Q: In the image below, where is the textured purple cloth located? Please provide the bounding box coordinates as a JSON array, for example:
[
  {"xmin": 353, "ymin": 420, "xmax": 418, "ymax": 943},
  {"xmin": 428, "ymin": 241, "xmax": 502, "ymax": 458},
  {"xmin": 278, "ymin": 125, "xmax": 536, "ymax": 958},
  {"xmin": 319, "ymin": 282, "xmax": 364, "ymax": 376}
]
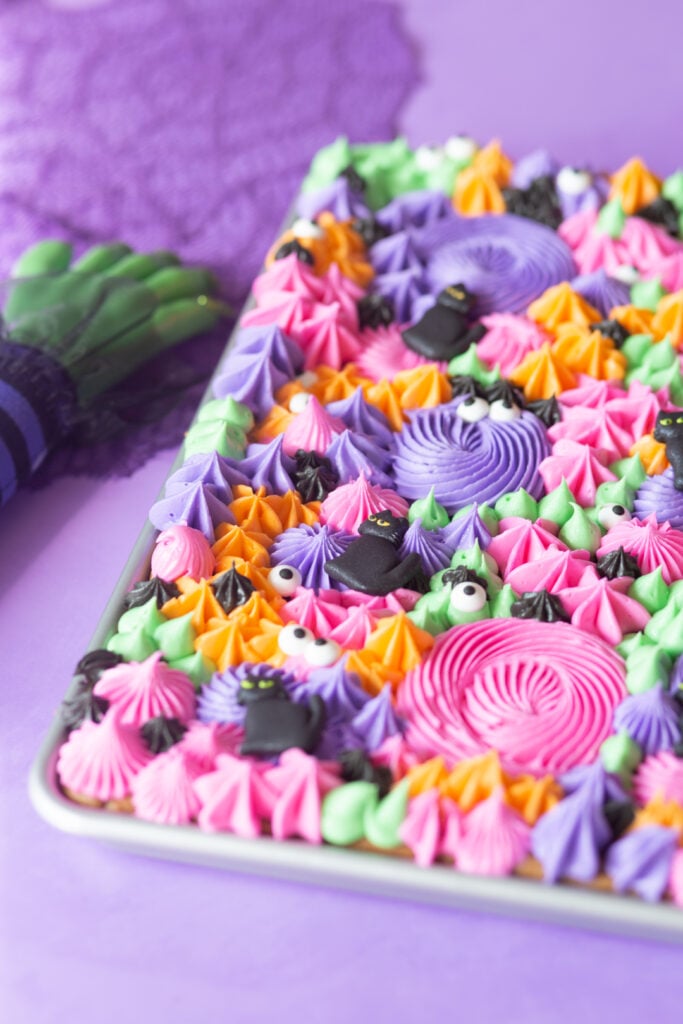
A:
[{"xmin": 0, "ymin": 0, "xmax": 416, "ymax": 484}]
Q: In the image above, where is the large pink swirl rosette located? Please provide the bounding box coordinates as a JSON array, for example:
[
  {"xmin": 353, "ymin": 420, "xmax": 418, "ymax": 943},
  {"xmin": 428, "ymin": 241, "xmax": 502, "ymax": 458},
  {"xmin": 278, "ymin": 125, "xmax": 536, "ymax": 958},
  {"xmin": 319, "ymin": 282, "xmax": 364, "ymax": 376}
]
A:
[{"xmin": 397, "ymin": 619, "xmax": 627, "ymax": 776}]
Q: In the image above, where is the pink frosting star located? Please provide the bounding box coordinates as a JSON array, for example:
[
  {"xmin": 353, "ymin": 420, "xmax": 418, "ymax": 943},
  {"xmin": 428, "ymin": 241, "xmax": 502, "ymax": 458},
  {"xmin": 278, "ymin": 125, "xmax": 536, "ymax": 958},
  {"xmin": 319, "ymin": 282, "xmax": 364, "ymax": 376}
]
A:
[
  {"xmin": 487, "ymin": 516, "xmax": 566, "ymax": 577},
  {"xmin": 506, "ymin": 548, "xmax": 596, "ymax": 595},
  {"xmin": 597, "ymin": 513, "xmax": 683, "ymax": 584},
  {"xmin": 194, "ymin": 754, "xmax": 276, "ymax": 837},
  {"xmin": 539, "ymin": 439, "xmax": 616, "ymax": 506},
  {"xmin": 264, "ymin": 749, "xmax": 340, "ymax": 844},
  {"xmin": 455, "ymin": 788, "xmax": 531, "ymax": 877}
]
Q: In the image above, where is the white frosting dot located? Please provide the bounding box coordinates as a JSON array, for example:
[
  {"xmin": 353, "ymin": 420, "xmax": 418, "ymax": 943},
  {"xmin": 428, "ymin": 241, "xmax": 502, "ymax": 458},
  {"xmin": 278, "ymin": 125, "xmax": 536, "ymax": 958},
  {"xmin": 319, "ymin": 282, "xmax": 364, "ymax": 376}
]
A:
[
  {"xmin": 291, "ymin": 218, "xmax": 325, "ymax": 240},
  {"xmin": 444, "ymin": 135, "xmax": 478, "ymax": 163},
  {"xmin": 556, "ymin": 166, "xmax": 592, "ymax": 196}
]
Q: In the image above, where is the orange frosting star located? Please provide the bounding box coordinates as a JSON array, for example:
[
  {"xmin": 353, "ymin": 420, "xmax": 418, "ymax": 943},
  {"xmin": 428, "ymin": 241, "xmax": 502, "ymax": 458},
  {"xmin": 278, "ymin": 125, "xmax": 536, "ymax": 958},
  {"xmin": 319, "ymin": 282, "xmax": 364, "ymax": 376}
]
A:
[
  {"xmin": 551, "ymin": 324, "xmax": 627, "ymax": 380},
  {"xmin": 266, "ymin": 490, "xmax": 320, "ymax": 531},
  {"xmin": 439, "ymin": 750, "xmax": 509, "ymax": 811},
  {"xmin": 406, "ymin": 756, "xmax": 449, "ymax": 796},
  {"xmin": 506, "ymin": 773, "xmax": 563, "ymax": 826},
  {"xmin": 609, "ymin": 304, "xmax": 654, "ymax": 337},
  {"xmin": 471, "ymin": 139, "xmax": 513, "ymax": 186},
  {"xmin": 453, "ymin": 167, "xmax": 506, "ymax": 216},
  {"xmin": 651, "ymin": 290, "xmax": 683, "ymax": 347},
  {"xmin": 508, "ymin": 342, "xmax": 577, "ymax": 400},
  {"xmin": 391, "ymin": 364, "xmax": 453, "ymax": 410},
  {"xmin": 251, "ymin": 404, "xmax": 294, "ymax": 443},
  {"xmin": 162, "ymin": 578, "xmax": 227, "ymax": 633},
  {"xmin": 195, "ymin": 616, "xmax": 258, "ymax": 670},
  {"xmin": 629, "ymin": 433, "xmax": 670, "ymax": 475},
  {"xmin": 633, "ymin": 795, "xmax": 683, "ymax": 839},
  {"xmin": 307, "ymin": 364, "xmax": 371, "ymax": 403},
  {"xmin": 317, "ymin": 212, "xmax": 374, "ymax": 287},
  {"xmin": 212, "ymin": 523, "xmax": 271, "ymax": 570},
  {"xmin": 229, "ymin": 485, "xmax": 284, "ymax": 539},
  {"xmin": 361, "ymin": 379, "xmax": 405, "ymax": 430},
  {"xmin": 609, "ymin": 156, "xmax": 661, "ymax": 215},
  {"xmin": 527, "ymin": 282, "xmax": 601, "ymax": 332},
  {"xmin": 346, "ymin": 613, "xmax": 434, "ymax": 696}
]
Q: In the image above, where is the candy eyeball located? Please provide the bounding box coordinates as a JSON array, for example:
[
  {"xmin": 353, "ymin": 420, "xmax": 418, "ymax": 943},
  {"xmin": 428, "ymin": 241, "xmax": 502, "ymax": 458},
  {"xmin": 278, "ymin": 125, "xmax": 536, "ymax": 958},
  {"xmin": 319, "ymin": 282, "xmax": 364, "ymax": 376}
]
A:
[
  {"xmin": 303, "ymin": 637, "xmax": 341, "ymax": 667},
  {"xmin": 278, "ymin": 623, "xmax": 314, "ymax": 656},
  {"xmin": 289, "ymin": 391, "xmax": 313, "ymax": 414},
  {"xmin": 449, "ymin": 580, "xmax": 488, "ymax": 613},
  {"xmin": 598, "ymin": 503, "xmax": 632, "ymax": 529},
  {"xmin": 268, "ymin": 564, "xmax": 302, "ymax": 596},
  {"xmin": 556, "ymin": 166, "xmax": 592, "ymax": 196},
  {"xmin": 456, "ymin": 396, "xmax": 490, "ymax": 423},
  {"xmin": 612, "ymin": 264, "xmax": 639, "ymax": 285},
  {"xmin": 415, "ymin": 145, "xmax": 444, "ymax": 171},
  {"xmin": 489, "ymin": 399, "xmax": 522, "ymax": 422},
  {"xmin": 290, "ymin": 217, "xmax": 325, "ymax": 240},
  {"xmin": 444, "ymin": 135, "xmax": 478, "ymax": 164}
]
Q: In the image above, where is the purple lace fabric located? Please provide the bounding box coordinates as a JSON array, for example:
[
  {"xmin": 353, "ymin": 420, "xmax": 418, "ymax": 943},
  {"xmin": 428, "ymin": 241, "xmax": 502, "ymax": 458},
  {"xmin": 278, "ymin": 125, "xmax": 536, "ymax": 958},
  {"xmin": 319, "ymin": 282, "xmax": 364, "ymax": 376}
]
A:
[{"xmin": 0, "ymin": 0, "xmax": 418, "ymax": 483}]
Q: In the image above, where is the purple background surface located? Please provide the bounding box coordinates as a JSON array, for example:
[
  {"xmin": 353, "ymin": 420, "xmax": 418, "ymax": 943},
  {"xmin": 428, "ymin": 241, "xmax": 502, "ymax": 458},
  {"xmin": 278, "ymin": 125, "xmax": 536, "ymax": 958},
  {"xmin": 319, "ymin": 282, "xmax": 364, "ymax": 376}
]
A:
[{"xmin": 2, "ymin": 1, "xmax": 683, "ymax": 1021}]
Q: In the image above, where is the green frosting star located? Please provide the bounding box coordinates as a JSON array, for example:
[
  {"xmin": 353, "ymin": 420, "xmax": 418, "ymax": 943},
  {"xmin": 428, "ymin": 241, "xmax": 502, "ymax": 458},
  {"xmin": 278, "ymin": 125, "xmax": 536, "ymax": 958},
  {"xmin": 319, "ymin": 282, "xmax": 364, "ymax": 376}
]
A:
[
  {"xmin": 302, "ymin": 136, "xmax": 354, "ymax": 192},
  {"xmin": 321, "ymin": 781, "xmax": 380, "ymax": 846},
  {"xmin": 169, "ymin": 651, "xmax": 215, "ymax": 690},
  {"xmin": 558, "ymin": 503, "xmax": 602, "ymax": 553},
  {"xmin": 363, "ymin": 779, "xmax": 410, "ymax": 849},
  {"xmin": 594, "ymin": 477, "xmax": 636, "ymax": 513},
  {"xmin": 621, "ymin": 333, "xmax": 654, "ymax": 369},
  {"xmin": 630, "ymin": 277, "xmax": 666, "ymax": 312},
  {"xmin": 662, "ymin": 169, "xmax": 683, "ymax": 213},
  {"xmin": 625, "ymin": 338, "xmax": 683, "ymax": 405},
  {"xmin": 198, "ymin": 396, "xmax": 254, "ymax": 432},
  {"xmin": 154, "ymin": 612, "xmax": 197, "ymax": 662},
  {"xmin": 628, "ymin": 568, "xmax": 670, "ymax": 615},
  {"xmin": 408, "ymin": 589, "xmax": 454, "ymax": 636},
  {"xmin": 645, "ymin": 589, "xmax": 683, "ymax": 657},
  {"xmin": 537, "ymin": 479, "xmax": 575, "ymax": 528},
  {"xmin": 489, "ymin": 583, "xmax": 517, "ymax": 619},
  {"xmin": 106, "ymin": 626, "xmax": 157, "ymax": 662},
  {"xmin": 624, "ymin": 637, "xmax": 672, "ymax": 694},
  {"xmin": 600, "ymin": 732, "xmax": 642, "ymax": 786},
  {"xmin": 596, "ymin": 197, "xmax": 626, "ymax": 239},
  {"xmin": 117, "ymin": 597, "xmax": 165, "ymax": 637},
  {"xmin": 444, "ymin": 542, "xmax": 502, "ymax": 594},
  {"xmin": 447, "ymin": 344, "xmax": 500, "ymax": 385},
  {"xmin": 408, "ymin": 487, "xmax": 450, "ymax": 530},
  {"xmin": 609, "ymin": 454, "xmax": 647, "ymax": 491},
  {"xmin": 184, "ymin": 419, "xmax": 246, "ymax": 460},
  {"xmin": 494, "ymin": 488, "xmax": 539, "ymax": 522}
]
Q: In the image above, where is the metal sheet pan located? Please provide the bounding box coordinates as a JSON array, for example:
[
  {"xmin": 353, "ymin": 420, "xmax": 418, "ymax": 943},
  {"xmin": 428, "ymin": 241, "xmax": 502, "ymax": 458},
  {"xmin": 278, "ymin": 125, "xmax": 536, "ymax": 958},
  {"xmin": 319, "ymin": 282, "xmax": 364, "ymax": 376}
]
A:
[{"xmin": 29, "ymin": 225, "xmax": 683, "ymax": 945}]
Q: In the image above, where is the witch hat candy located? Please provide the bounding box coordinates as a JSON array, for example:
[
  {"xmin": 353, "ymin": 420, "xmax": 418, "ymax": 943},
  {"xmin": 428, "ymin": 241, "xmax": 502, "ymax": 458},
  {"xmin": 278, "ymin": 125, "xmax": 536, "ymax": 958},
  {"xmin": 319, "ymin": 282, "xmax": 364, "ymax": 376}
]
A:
[{"xmin": 0, "ymin": 239, "xmax": 229, "ymax": 507}]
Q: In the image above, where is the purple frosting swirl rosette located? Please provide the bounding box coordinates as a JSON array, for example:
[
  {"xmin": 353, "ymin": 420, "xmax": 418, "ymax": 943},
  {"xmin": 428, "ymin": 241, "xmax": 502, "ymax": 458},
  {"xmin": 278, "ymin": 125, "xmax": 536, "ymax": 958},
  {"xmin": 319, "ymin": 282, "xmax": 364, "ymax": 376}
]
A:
[
  {"xmin": 409, "ymin": 213, "xmax": 576, "ymax": 317},
  {"xmin": 390, "ymin": 399, "xmax": 550, "ymax": 512},
  {"xmin": 634, "ymin": 469, "xmax": 683, "ymax": 530}
]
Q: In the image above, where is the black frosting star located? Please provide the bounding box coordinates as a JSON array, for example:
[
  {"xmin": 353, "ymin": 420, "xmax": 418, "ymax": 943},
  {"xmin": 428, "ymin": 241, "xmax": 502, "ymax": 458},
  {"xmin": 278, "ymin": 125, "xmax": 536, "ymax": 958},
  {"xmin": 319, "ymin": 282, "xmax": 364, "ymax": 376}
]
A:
[
  {"xmin": 358, "ymin": 293, "xmax": 395, "ymax": 330},
  {"xmin": 293, "ymin": 449, "xmax": 339, "ymax": 503},
  {"xmin": 339, "ymin": 749, "xmax": 392, "ymax": 798},
  {"xmin": 123, "ymin": 577, "xmax": 180, "ymax": 610},
  {"xmin": 635, "ymin": 196, "xmax": 681, "ymax": 237},
  {"xmin": 441, "ymin": 565, "xmax": 488, "ymax": 594},
  {"xmin": 502, "ymin": 175, "xmax": 563, "ymax": 230},
  {"xmin": 61, "ymin": 684, "xmax": 110, "ymax": 732},
  {"xmin": 603, "ymin": 799, "xmax": 636, "ymax": 840},
  {"xmin": 351, "ymin": 215, "xmax": 390, "ymax": 248},
  {"xmin": 274, "ymin": 238, "xmax": 315, "ymax": 265},
  {"xmin": 211, "ymin": 565, "xmax": 255, "ymax": 614},
  {"xmin": 448, "ymin": 374, "xmax": 486, "ymax": 400},
  {"xmin": 511, "ymin": 589, "xmax": 569, "ymax": 623},
  {"xmin": 74, "ymin": 648, "xmax": 123, "ymax": 685},
  {"xmin": 141, "ymin": 715, "xmax": 188, "ymax": 754},
  {"xmin": 590, "ymin": 319, "xmax": 630, "ymax": 348},
  {"xmin": 527, "ymin": 395, "xmax": 562, "ymax": 427},
  {"xmin": 484, "ymin": 379, "xmax": 525, "ymax": 409},
  {"xmin": 596, "ymin": 546, "xmax": 641, "ymax": 580}
]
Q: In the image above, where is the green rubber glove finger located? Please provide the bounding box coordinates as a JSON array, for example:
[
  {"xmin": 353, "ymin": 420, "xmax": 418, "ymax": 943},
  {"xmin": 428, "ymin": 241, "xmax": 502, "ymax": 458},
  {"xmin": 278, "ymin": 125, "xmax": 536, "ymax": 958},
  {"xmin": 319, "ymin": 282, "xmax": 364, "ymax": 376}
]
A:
[
  {"xmin": 105, "ymin": 250, "xmax": 181, "ymax": 281},
  {"xmin": 72, "ymin": 243, "xmax": 132, "ymax": 274},
  {"xmin": 144, "ymin": 266, "xmax": 218, "ymax": 304},
  {"xmin": 151, "ymin": 297, "xmax": 220, "ymax": 346},
  {"xmin": 11, "ymin": 240, "xmax": 73, "ymax": 278},
  {"xmin": 5, "ymin": 274, "xmax": 109, "ymax": 347},
  {"xmin": 66, "ymin": 280, "xmax": 159, "ymax": 365},
  {"xmin": 76, "ymin": 298, "xmax": 221, "ymax": 403}
]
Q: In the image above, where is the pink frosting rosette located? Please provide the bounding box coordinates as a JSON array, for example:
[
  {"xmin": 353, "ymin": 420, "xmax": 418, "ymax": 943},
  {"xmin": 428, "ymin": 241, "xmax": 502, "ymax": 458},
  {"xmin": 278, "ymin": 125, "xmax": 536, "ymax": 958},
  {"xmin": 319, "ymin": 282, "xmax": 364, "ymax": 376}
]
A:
[
  {"xmin": 319, "ymin": 473, "xmax": 409, "ymax": 533},
  {"xmin": 397, "ymin": 618, "xmax": 627, "ymax": 776},
  {"xmin": 354, "ymin": 324, "xmax": 445, "ymax": 382},
  {"xmin": 57, "ymin": 709, "xmax": 153, "ymax": 802},
  {"xmin": 93, "ymin": 652, "xmax": 196, "ymax": 727},
  {"xmin": 282, "ymin": 396, "xmax": 345, "ymax": 456},
  {"xmin": 477, "ymin": 313, "xmax": 550, "ymax": 378},
  {"xmin": 597, "ymin": 513, "xmax": 683, "ymax": 584},
  {"xmin": 634, "ymin": 751, "xmax": 683, "ymax": 806},
  {"xmin": 150, "ymin": 524, "xmax": 216, "ymax": 582},
  {"xmin": 132, "ymin": 747, "xmax": 204, "ymax": 825}
]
